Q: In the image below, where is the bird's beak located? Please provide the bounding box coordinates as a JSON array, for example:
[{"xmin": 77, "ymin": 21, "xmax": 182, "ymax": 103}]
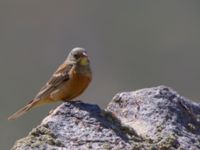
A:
[{"xmin": 81, "ymin": 52, "xmax": 88, "ymax": 57}]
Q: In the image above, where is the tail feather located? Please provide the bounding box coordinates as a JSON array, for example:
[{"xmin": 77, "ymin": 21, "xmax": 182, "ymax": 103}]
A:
[{"xmin": 8, "ymin": 100, "xmax": 38, "ymax": 120}]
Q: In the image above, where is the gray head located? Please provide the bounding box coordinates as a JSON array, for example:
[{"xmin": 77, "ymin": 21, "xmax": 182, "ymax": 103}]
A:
[{"xmin": 66, "ymin": 47, "xmax": 89, "ymax": 66}]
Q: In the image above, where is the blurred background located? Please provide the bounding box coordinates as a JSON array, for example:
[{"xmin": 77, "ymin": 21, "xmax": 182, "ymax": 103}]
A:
[{"xmin": 1, "ymin": 1, "xmax": 200, "ymax": 149}]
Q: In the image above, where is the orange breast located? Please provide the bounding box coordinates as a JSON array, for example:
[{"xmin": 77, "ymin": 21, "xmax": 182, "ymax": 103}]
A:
[
  {"xmin": 50, "ymin": 70, "xmax": 91, "ymax": 101},
  {"xmin": 66, "ymin": 72, "xmax": 91, "ymax": 100}
]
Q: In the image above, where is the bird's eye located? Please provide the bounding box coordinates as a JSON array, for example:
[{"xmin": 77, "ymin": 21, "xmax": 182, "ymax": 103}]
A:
[{"xmin": 74, "ymin": 54, "xmax": 79, "ymax": 59}]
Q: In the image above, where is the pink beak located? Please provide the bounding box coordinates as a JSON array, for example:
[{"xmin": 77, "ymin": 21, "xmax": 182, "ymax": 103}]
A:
[{"xmin": 81, "ymin": 52, "xmax": 88, "ymax": 57}]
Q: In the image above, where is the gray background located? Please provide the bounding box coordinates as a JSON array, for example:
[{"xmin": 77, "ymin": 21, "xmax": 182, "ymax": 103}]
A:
[{"xmin": 1, "ymin": 1, "xmax": 200, "ymax": 149}]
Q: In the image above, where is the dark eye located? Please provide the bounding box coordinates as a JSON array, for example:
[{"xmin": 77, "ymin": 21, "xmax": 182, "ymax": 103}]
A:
[{"xmin": 74, "ymin": 54, "xmax": 79, "ymax": 59}]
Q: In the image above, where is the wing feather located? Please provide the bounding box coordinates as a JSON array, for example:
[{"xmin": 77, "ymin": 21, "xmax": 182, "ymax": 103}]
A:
[{"xmin": 35, "ymin": 63, "xmax": 73, "ymax": 99}]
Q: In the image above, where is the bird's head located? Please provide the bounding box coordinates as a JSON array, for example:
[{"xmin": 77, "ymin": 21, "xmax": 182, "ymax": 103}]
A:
[{"xmin": 66, "ymin": 47, "xmax": 90, "ymax": 66}]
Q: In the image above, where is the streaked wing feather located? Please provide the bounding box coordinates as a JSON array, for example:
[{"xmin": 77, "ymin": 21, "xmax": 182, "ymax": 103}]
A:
[{"xmin": 35, "ymin": 63, "xmax": 73, "ymax": 99}]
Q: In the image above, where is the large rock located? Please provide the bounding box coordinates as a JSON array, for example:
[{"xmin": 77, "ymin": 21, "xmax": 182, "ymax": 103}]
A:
[{"xmin": 11, "ymin": 86, "xmax": 200, "ymax": 150}]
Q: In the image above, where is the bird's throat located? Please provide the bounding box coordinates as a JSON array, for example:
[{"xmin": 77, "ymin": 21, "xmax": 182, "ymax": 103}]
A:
[{"xmin": 79, "ymin": 57, "xmax": 89, "ymax": 66}]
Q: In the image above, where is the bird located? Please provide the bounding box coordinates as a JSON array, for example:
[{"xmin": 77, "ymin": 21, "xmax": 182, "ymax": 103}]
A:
[{"xmin": 8, "ymin": 47, "xmax": 92, "ymax": 120}]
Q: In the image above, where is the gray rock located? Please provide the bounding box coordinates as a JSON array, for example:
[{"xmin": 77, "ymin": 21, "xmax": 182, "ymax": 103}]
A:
[
  {"xmin": 11, "ymin": 102, "xmax": 133, "ymax": 150},
  {"xmin": 107, "ymin": 86, "xmax": 200, "ymax": 149},
  {"xmin": 11, "ymin": 86, "xmax": 200, "ymax": 150}
]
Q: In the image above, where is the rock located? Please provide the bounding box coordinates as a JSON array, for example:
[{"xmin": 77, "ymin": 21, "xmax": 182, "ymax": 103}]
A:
[
  {"xmin": 107, "ymin": 86, "xmax": 200, "ymax": 149},
  {"xmin": 11, "ymin": 86, "xmax": 200, "ymax": 150},
  {"xmin": 11, "ymin": 102, "xmax": 133, "ymax": 150}
]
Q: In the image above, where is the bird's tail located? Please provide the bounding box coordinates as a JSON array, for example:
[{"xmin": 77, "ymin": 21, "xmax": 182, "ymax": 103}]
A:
[{"xmin": 8, "ymin": 100, "xmax": 39, "ymax": 120}]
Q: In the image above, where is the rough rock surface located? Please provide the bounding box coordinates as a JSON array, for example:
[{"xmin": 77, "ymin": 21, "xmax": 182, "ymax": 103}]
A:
[
  {"xmin": 12, "ymin": 86, "xmax": 200, "ymax": 150},
  {"xmin": 107, "ymin": 86, "xmax": 200, "ymax": 149}
]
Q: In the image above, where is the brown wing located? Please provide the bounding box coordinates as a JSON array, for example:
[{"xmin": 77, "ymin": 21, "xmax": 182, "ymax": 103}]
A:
[{"xmin": 35, "ymin": 63, "xmax": 73, "ymax": 99}]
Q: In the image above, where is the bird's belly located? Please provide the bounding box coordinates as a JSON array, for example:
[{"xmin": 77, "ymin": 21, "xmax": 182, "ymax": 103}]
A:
[{"xmin": 50, "ymin": 74, "xmax": 91, "ymax": 101}]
